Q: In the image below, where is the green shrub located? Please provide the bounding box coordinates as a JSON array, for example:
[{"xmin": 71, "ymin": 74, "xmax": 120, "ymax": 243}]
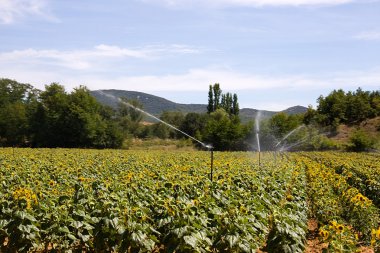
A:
[{"xmin": 348, "ymin": 129, "xmax": 375, "ymax": 152}]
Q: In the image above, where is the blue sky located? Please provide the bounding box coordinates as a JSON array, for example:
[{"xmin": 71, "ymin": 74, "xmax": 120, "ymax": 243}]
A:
[{"xmin": 1, "ymin": 0, "xmax": 379, "ymax": 110}]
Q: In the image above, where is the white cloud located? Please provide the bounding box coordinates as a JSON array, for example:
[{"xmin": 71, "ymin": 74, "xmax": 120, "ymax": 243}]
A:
[
  {"xmin": 0, "ymin": 0, "xmax": 57, "ymax": 24},
  {"xmin": 141, "ymin": 0, "xmax": 356, "ymax": 8},
  {"xmin": 0, "ymin": 45, "xmax": 379, "ymax": 110},
  {"xmin": 354, "ymin": 31, "xmax": 380, "ymax": 41},
  {"xmin": 0, "ymin": 44, "xmax": 200, "ymax": 70},
  {"xmin": 1, "ymin": 46, "xmax": 379, "ymax": 92}
]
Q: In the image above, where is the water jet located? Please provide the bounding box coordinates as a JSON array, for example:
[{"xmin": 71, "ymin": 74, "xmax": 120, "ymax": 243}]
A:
[{"xmin": 95, "ymin": 90, "xmax": 215, "ymax": 180}]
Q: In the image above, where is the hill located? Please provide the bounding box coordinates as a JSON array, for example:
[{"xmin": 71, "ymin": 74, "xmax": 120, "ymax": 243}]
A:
[
  {"xmin": 90, "ymin": 90, "xmax": 206, "ymax": 116},
  {"xmin": 90, "ymin": 89, "xmax": 307, "ymax": 121},
  {"xmin": 331, "ymin": 116, "xmax": 380, "ymax": 149}
]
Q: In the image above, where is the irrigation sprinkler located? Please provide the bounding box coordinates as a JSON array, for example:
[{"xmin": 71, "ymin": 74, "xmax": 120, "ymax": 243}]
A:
[
  {"xmin": 207, "ymin": 145, "xmax": 214, "ymax": 182},
  {"xmin": 96, "ymin": 90, "xmax": 215, "ymax": 181},
  {"xmin": 256, "ymin": 136, "xmax": 261, "ymax": 168},
  {"xmin": 255, "ymin": 129, "xmax": 261, "ymax": 168},
  {"xmin": 255, "ymin": 111, "xmax": 261, "ymax": 169},
  {"xmin": 275, "ymin": 125, "xmax": 305, "ymax": 149}
]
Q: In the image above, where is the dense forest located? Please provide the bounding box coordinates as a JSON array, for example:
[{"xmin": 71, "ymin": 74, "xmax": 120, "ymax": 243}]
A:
[{"xmin": 0, "ymin": 78, "xmax": 379, "ymax": 151}]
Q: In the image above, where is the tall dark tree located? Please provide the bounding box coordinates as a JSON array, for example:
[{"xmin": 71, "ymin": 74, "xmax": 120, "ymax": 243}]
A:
[
  {"xmin": 207, "ymin": 85, "xmax": 214, "ymax": 114},
  {"xmin": 232, "ymin": 93, "xmax": 239, "ymax": 116},
  {"xmin": 212, "ymin": 83, "xmax": 222, "ymax": 111},
  {"xmin": 0, "ymin": 78, "xmax": 35, "ymax": 146},
  {"xmin": 207, "ymin": 83, "xmax": 239, "ymax": 116},
  {"xmin": 221, "ymin": 92, "xmax": 233, "ymax": 114}
]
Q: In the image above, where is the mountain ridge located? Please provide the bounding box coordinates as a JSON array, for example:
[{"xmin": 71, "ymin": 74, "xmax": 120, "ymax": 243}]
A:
[{"xmin": 90, "ymin": 89, "xmax": 307, "ymax": 121}]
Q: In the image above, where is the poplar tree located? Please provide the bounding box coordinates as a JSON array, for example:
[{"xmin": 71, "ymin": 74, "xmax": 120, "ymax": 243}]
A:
[
  {"xmin": 207, "ymin": 85, "xmax": 214, "ymax": 114},
  {"xmin": 232, "ymin": 93, "xmax": 239, "ymax": 116}
]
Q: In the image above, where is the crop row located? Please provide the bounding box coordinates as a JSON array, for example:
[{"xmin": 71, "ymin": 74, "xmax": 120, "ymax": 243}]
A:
[
  {"xmin": 294, "ymin": 153, "xmax": 380, "ymax": 251},
  {"xmin": 0, "ymin": 148, "xmax": 307, "ymax": 252},
  {"xmin": 304, "ymin": 152, "xmax": 380, "ymax": 208}
]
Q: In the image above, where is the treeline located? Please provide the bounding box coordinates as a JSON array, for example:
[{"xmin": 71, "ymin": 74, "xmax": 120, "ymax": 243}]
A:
[
  {"xmin": 1, "ymin": 78, "xmax": 378, "ymax": 151},
  {"xmin": 304, "ymin": 88, "xmax": 380, "ymax": 128},
  {"xmin": 135, "ymin": 84, "xmax": 252, "ymax": 151},
  {"xmin": 0, "ymin": 79, "xmax": 123, "ymax": 148},
  {"xmin": 0, "ymin": 79, "xmax": 253, "ymax": 150}
]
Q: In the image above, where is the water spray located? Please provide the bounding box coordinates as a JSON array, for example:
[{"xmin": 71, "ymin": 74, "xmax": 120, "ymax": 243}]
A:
[
  {"xmin": 95, "ymin": 90, "xmax": 215, "ymax": 180},
  {"xmin": 275, "ymin": 124, "xmax": 305, "ymax": 149}
]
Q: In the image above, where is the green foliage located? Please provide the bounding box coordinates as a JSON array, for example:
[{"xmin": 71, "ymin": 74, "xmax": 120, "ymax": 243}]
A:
[
  {"xmin": 257, "ymin": 113, "xmax": 305, "ymax": 151},
  {"xmin": 202, "ymin": 109, "xmax": 252, "ymax": 151},
  {"xmin": 348, "ymin": 129, "xmax": 375, "ymax": 152},
  {"xmin": 180, "ymin": 112, "xmax": 207, "ymax": 138},
  {"xmin": 207, "ymin": 83, "xmax": 239, "ymax": 116},
  {"xmin": 159, "ymin": 111, "xmax": 185, "ymax": 138},
  {"xmin": 213, "ymin": 83, "xmax": 222, "ymax": 111},
  {"xmin": 207, "ymin": 85, "xmax": 214, "ymax": 114},
  {"xmin": 0, "ymin": 79, "xmax": 123, "ymax": 148},
  {"xmin": 311, "ymin": 88, "xmax": 380, "ymax": 128},
  {"xmin": 117, "ymin": 98, "xmax": 144, "ymax": 138},
  {"xmin": 268, "ymin": 113, "xmax": 303, "ymax": 140},
  {"xmin": 0, "ymin": 78, "xmax": 35, "ymax": 146},
  {"xmin": 0, "ymin": 149, "xmax": 310, "ymax": 252},
  {"xmin": 309, "ymin": 135, "xmax": 340, "ymax": 151}
]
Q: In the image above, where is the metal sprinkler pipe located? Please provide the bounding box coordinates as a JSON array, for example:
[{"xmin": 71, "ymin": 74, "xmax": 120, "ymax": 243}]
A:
[
  {"xmin": 205, "ymin": 144, "xmax": 214, "ymax": 182},
  {"xmin": 258, "ymin": 149, "xmax": 261, "ymax": 168},
  {"xmin": 256, "ymin": 130, "xmax": 261, "ymax": 168}
]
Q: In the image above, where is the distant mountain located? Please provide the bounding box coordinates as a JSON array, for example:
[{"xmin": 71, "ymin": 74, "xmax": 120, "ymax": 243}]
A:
[
  {"xmin": 91, "ymin": 89, "xmax": 206, "ymax": 116},
  {"xmin": 90, "ymin": 89, "xmax": 307, "ymax": 122},
  {"xmin": 239, "ymin": 109, "xmax": 276, "ymax": 123},
  {"xmin": 282, "ymin": 106, "xmax": 309, "ymax": 115}
]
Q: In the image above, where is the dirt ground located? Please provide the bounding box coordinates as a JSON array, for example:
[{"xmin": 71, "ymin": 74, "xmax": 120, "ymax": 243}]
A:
[{"xmin": 304, "ymin": 219, "xmax": 374, "ymax": 253}]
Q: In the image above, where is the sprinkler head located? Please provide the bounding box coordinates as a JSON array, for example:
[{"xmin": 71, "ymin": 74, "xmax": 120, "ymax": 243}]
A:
[{"xmin": 204, "ymin": 144, "xmax": 213, "ymax": 150}]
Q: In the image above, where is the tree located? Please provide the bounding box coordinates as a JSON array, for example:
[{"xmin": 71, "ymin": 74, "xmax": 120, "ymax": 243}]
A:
[
  {"xmin": 303, "ymin": 106, "xmax": 317, "ymax": 125},
  {"xmin": 349, "ymin": 129, "xmax": 375, "ymax": 152},
  {"xmin": 0, "ymin": 102, "xmax": 28, "ymax": 145},
  {"xmin": 268, "ymin": 113, "xmax": 302, "ymax": 140},
  {"xmin": 180, "ymin": 112, "xmax": 207, "ymax": 138},
  {"xmin": 159, "ymin": 111, "xmax": 185, "ymax": 138},
  {"xmin": 370, "ymin": 91, "xmax": 380, "ymax": 116},
  {"xmin": 117, "ymin": 98, "xmax": 144, "ymax": 137},
  {"xmin": 0, "ymin": 78, "xmax": 35, "ymax": 146},
  {"xmin": 317, "ymin": 89, "xmax": 347, "ymax": 127},
  {"xmin": 310, "ymin": 88, "xmax": 380, "ymax": 128},
  {"xmin": 65, "ymin": 85, "xmax": 106, "ymax": 147},
  {"xmin": 221, "ymin": 92, "xmax": 232, "ymax": 114},
  {"xmin": 232, "ymin": 93, "xmax": 239, "ymax": 116},
  {"xmin": 345, "ymin": 88, "xmax": 374, "ymax": 124},
  {"xmin": 213, "ymin": 83, "xmax": 222, "ymax": 111},
  {"xmin": 202, "ymin": 109, "xmax": 252, "ymax": 151},
  {"xmin": 37, "ymin": 83, "xmax": 70, "ymax": 147},
  {"xmin": 207, "ymin": 83, "xmax": 239, "ymax": 116},
  {"xmin": 31, "ymin": 83, "xmax": 123, "ymax": 148},
  {"xmin": 207, "ymin": 85, "xmax": 214, "ymax": 114}
]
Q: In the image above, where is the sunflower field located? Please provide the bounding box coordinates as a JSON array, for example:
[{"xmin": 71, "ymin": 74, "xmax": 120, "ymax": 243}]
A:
[{"xmin": 0, "ymin": 148, "xmax": 379, "ymax": 252}]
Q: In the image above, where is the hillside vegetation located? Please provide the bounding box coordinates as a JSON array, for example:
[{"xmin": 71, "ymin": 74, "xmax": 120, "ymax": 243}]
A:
[
  {"xmin": 90, "ymin": 89, "xmax": 308, "ymax": 122},
  {"xmin": 303, "ymin": 88, "xmax": 380, "ymax": 151},
  {"xmin": 0, "ymin": 77, "xmax": 378, "ymax": 151}
]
